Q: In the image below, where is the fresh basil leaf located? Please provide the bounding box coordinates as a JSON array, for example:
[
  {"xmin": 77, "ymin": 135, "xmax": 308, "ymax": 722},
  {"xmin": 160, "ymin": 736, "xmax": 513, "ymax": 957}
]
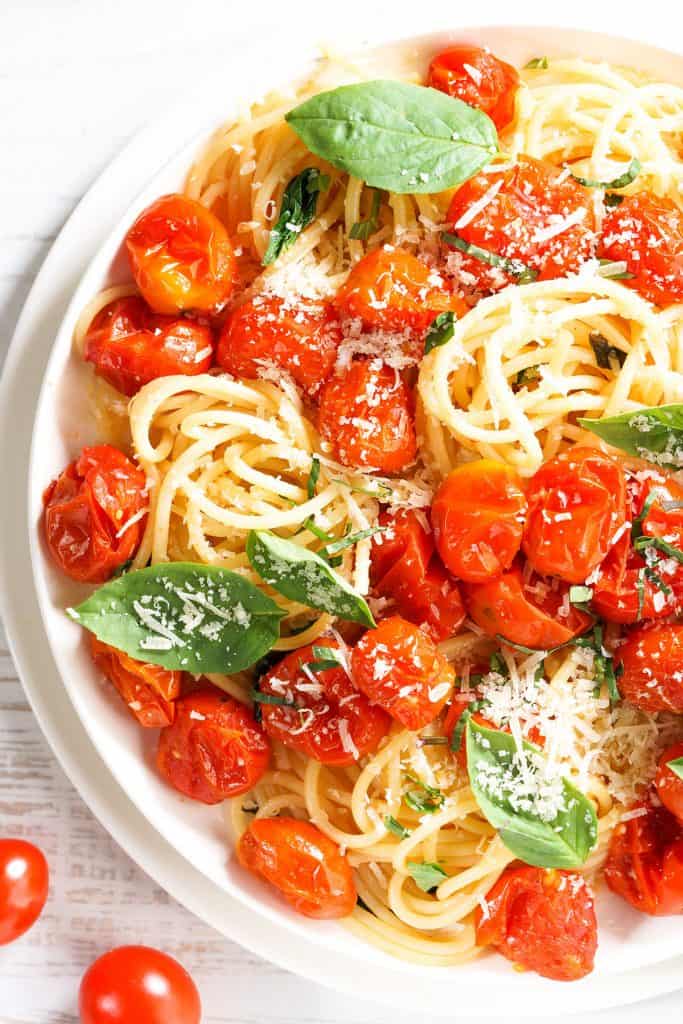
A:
[
  {"xmin": 634, "ymin": 535, "xmax": 683, "ymax": 564},
  {"xmin": 322, "ymin": 525, "xmax": 387, "ymax": 557},
  {"xmin": 450, "ymin": 699, "xmax": 488, "ymax": 753},
  {"xmin": 424, "ymin": 311, "xmax": 457, "ymax": 354},
  {"xmin": 589, "ymin": 332, "xmax": 627, "ymax": 370},
  {"xmin": 246, "ymin": 530, "xmax": 375, "ymax": 627},
  {"xmin": 667, "ymin": 756, "xmax": 683, "ymax": 781},
  {"xmin": 466, "ymin": 719, "xmax": 598, "ymax": 869},
  {"xmin": 571, "ymin": 158, "xmax": 640, "ymax": 190},
  {"xmin": 513, "ymin": 365, "xmax": 541, "ymax": 390},
  {"xmin": 407, "ymin": 861, "xmax": 447, "ymax": 892},
  {"xmin": 604, "ymin": 192, "xmax": 625, "ymax": 207},
  {"xmin": 525, "ymin": 57, "xmax": 549, "ymax": 69},
  {"xmin": 286, "ymin": 80, "xmax": 498, "ymax": 194},
  {"xmin": 404, "ymin": 786, "xmax": 444, "ymax": 814},
  {"xmin": 263, "ymin": 168, "xmax": 329, "ymax": 266},
  {"xmin": 250, "ymin": 689, "xmax": 294, "ymax": 707},
  {"xmin": 349, "ymin": 188, "xmax": 382, "ymax": 240},
  {"xmin": 306, "ymin": 644, "xmax": 345, "ymax": 672},
  {"xmin": 578, "ymin": 405, "xmax": 683, "ymax": 470},
  {"xmin": 385, "ymin": 816, "xmax": 412, "ymax": 839},
  {"xmin": 442, "ymin": 231, "xmax": 538, "ymax": 283},
  {"xmin": 69, "ymin": 563, "xmax": 285, "ymax": 673},
  {"xmin": 306, "ymin": 456, "xmax": 320, "ymax": 500},
  {"xmin": 490, "ymin": 649, "xmax": 511, "ymax": 671}
]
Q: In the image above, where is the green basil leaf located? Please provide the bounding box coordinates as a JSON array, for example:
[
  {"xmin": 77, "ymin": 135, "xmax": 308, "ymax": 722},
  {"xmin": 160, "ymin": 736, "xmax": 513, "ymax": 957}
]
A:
[
  {"xmin": 385, "ymin": 816, "xmax": 412, "ymax": 839},
  {"xmin": 589, "ymin": 332, "xmax": 627, "ymax": 370},
  {"xmin": 246, "ymin": 530, "xmax": 375, "ymax": 627},
  {"xmin": 407, "ymin": 861, "xmax": 448, "ymax": 892},
  {"xmin": 634, "ymin": 535, "xmax": 683, "ymax": 564},
  {"xmin": 525, "ymin": 57, "xmax": 549, "ymax": 69},
  {"xmin": 306, "ymin": 456, "xmax": 321, "ymax": 500},
  {"xmin": 263, "ymin": 168, "xmax": 329, "ymax": 266},
  {"xmin": 597, "ymin": 258, "xmax": 635, "ymax": 280},
  {"xmin": 286, "ymin": 80, "xmax": 498, "ymax": 194},
  {"xmin": 322, "ymin": 524, "xmax": 386, "ymax": 557},
  {"xmin": 331, "ymin": 478, "xmax": 393, "ymax": 500},
  {"xmin": 306, "ymin": 644, "xmax": 345, "ymax": 672},
  {"xmin": 450, "ymin": 699, "xmax": 488, "ymax": 753},
  {"xmin": 349, "ymin": 188, "xmax": 382, "ymax": 240},
  {"xmin": 442, "ymin": 231, "xmax": 538, "ymax": 283},
  {"xmin": 571, "ymin": 158, "xmax": 641, "ymax": 190},
  {"xmin": 403, "ymin": 771, "xmax": 444, "ymax": 813},
  {"xmin": 424, "ymin": 311, "xmax": 457, "ymax": 354},
  {"xmin": 250, "ymin": 689, "xmax": 294, "ymax": 707},
  {"xmin": 513, "ymin": 365, "xmax": 541, "ymax": 390},
  {"xmin": 466, "ymin": 719, "xmax": 598, "ymax": 869},
  {"xmin": 667, "ymin": 756, "xmax": 683, "ymax": 781},
  {"xmin": 69, "ymin": 563, "xmax": 285, "ymax": 673},
  {"xmin": 578, "ymin": 405, "xmax": 683, "ymax": 470}
]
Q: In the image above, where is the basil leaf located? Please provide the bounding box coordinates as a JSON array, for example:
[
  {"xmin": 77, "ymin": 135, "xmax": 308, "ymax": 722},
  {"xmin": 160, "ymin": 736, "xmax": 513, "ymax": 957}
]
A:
[
  {"xmin": 263, "ymin": 168, "xmax": 329, "ymax": 266},
  {"xmin": 306, "ymin": 644, "xmax": 345, "ymax": 672},
  {"xmin": 349, "ymin": 188, "xmax": 382, "ymax": 240},
  {"xmin": 578, "ymin": 405, "xmax": 683, "ymax": 470},
  {"xmin": 385, "ymin": 816, "xmax": 412, "ymax": 839},
  {"xmin": 286, "ymin": 80, "xmax": 498, "ymax": 194},
  {"xmin": 407, "ymin": 861, "xmax": 447, "ymax": 892},
  {"xmin": 513, "ymin": 365, "xmax": 541, "ymax": 390},
  {"xmin": 450, "ymin": 699, "xmax": 488, "ymax": 753},
  {"xmin": 589, "ymin": 332, "xmax": 627, "ymax": 370},
  {"xmin": 424, "ymin": 311, "xmax": 457, "ymax": 354},
  {"xmin": 667, "ymin": 756, "xmax": 683, "ymax": 781},
  {"xmin": 322, "ymin": 524, "xmax": 386, "ymax": 557},
  {"xmin": 331, "ymin": 478, "xmax": 393, "ymax": 500},
  {"xmin": 69, "ymin": 563, "xmax": 285, "ymax": 673},
  {"xmin": 306, "ymin": 456, "xmax": 320, "ymax": 500},
  {"xmin": 525, "ymin": 57, "xmax": 548, "ymax": 69},
  {"xmin": 466, "ymin": 719, "xmax": 598, "ymax": 869},
  {"xmin": 634, "ymin": 535, "xmax": 683, "ymax": 564},
  {"xmin": 246, "ymin": 530, "xmax": 375, "ymax": 627},
  {"xmin": 250, "ymin": 689, "xmax": 294, "ymax": 707},
  {"xmin": 571, "ymin": 158, "xmax": 641, "ymax": 190},
  {"xmin": 604, "ymin": 192, "xmax": 625, "ymax": 207},
  {"xmin": 403, "ymin": 774, "xmax": 444, "ymax": 813},
  {"xmin": 442, "ymin": 232, "xmax": 538, "ymax": 283},
  {"xmin": 597, "ymin": 258, "xmax": 634, "ymax": 281}
]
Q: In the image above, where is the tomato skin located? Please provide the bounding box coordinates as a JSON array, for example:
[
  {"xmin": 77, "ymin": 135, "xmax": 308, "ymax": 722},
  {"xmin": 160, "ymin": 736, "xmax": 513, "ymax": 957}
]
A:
[
  {"xmin": 318, "ymin": 358, "xmax": 417, "ymax": 473},
  {"xmin": 604, "ymin": 804, "xmax": 683, "ymax": 916},
  {"xmin": 126, "ymin": 193, "xmax": 235, "ymax": 315},
  {"xmin": 90, "ymin": 636, "xmax": 181, "ymax": 729},
  {"xmin": 655, "ymin": 743, "xmax": 683, "ymax": 825},
  {"xmin": 157, "ymin": 688, "xmax": 270, "ymax": 804},
  {"xmin": 84, "ymin": 296, "xmax": 214, "ymax": 396},
  {"xmin": 432, "ymin": 460, "xmax": 527, "ymax": 583},
  {"xmin": 615, "ymin": 624, "xmax": 683, "ymax": 713},
  {"xmin": 522, "ymin": 449, "xmax": 626, "ymax": 584},
  {"xmin": 600, "ymin": 192, "xmax": 683, "ymax": 306},
  {"xmin": 43, "ymin": 445, "xmax": 148, "ymax": 583},
  {"xmin": 0, "ymin": 840, "xmax": 49, "ymax": 946},
  {"xmin": 237, "ymin": 817, "xmax": 356, "ymax": 919},
  {"xmin": 79, "ymin": 945, "xmax": 201, "ymax": 1024},
  {"xmin": 427, "ymin": 45, "xmax": 520, "ymax": 131},
  {"xmin": 351, "ymin": 616, "xmax": 455, "ymax": 730},
  {"xmin": 217, "ymin": 294, "xmax": 341, "ymax": 396},
  {"xmin": 475, "ymin": 865, "xmax": 597, "ymax": 981}
]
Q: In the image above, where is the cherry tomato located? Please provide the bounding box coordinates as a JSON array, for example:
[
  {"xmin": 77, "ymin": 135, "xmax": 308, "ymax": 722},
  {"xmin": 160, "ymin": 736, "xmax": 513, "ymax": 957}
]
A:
[
  {"xmin": 237, "ymin": 817, "xmax": 356, "ymax": 919},
  {"xmin": 655, "ymin": 742, "xmax": 683, "ymax": 825},
  {"xmin": 432, "ymin": 460, "xmax": 527, "ymax": 583},
  {"xmin": 604, "ymin": 804, "xmax": 683, "ymax": 916},
  {"xmin": 446, "ymin": 156, "xmax": 596, "ymax": 292},
  {"xmin": 84, "ymin": 296, "xmax": 214, "ymax": 396},
  {"xmin": 79, "ymin": 945, "xmax": 201, "ymax": 1024},
  {"xmin": 475, "ymin": 865, "xmax": 597, "ymax": 980},
  {"xmin": 126, "ymin": 193, "xmax": 235, "ymax": 315},
  {"xmin": 427, "ymin": 45, "xmax": 520, "ymax": 131},
  {"xmin": 216, "ymin": 294, "xmax": 341, "ymax": 396},
  {"xmin": 0, "ymin": 839, "xmax": 49, "ymax": 945},
  {"xmin": 318, "ymin": 358, "xmax": 417, "ymax": 473},
  {"xmin": 615, "ymin": 623, "xmax": 683, "ymax": 713},
  {"xmin": 351, "ymin": 616, "xmax": 455, "ymax": 730},
  {"xmin": 43, "ymin": 445, "xmax": 148, "ymax": 583},
  {"xmin": 600, "ymin": 192, "xmax": 683, "ymax": 306},
  {"xmin": 157, "ymin": 688, "xmax": 270, "ymax": 804},
  {"xmin": 444, "ymin": 696, "xmax": 497, "ymax": 770},
  {"xmin": 90, "ymin": 636, "xmax": 181, "ymax": 729},
  {"xmin": 464, "ymin": 563, "xmax": 592, "ymax": 649},
  {"xmin": 522, "ymin": 448, "xmax": 626, "ymax": 584},
  {"xmin": 334, "ymin": 248, "xmax": 465, "ymax": 333}
]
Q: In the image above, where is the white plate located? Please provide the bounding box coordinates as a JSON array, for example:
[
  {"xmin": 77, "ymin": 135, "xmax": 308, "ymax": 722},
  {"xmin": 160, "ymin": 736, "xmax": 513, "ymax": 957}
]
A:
[{"xmin": 4, "ymin": 16, "xmax": 683, "ymax": 1014}]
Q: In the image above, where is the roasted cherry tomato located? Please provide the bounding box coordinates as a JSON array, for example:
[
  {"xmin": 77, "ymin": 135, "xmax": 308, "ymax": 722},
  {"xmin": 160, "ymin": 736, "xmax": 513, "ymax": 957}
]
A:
[
  {"xmin": 258, "ymin": 643, "xmax": 390, "ymax": 765},
  {"xmin": 475, "ymin": 865, "xmax": 597, "ymax": 980},
  {"xmin": 427, "ymin": 45, "xmax": 520, "ymax": 131},
  {"xmin": 0, "ymin": 839, "xmax": 49, "ymax": 946},
  {"xmin": 84, "ymin": 296, "xmax": 214, "ymax": 396},
  {"xmin": 237, "ymin": 817, "xmax": 356, "ymax": 919},
  {"xmin": 600, "ymin": 192, "xmax": 683, "ymax": 306},
  {"xmin": 216, "ymin": 294, "xmax": 341, "ymax": 396},
  {"xmin": 351, "ymin": 615, "xmax": 455, "ymax": 731},
  {"xmin": 432, "ymin": 460, "xmax": 527, "ymax": 583},
  {"xmin": 604, "ymin": 804, "xmax": 683, "ymax": 916},
  {"xmin": 43, "ymin": 445, "xmax": 148, "ymax": 583},
  {"xmin": 334, "ymin": 248, "xmax": 465, "ymax": 333},
  {"xmin": 443, "ymin": 695, "xmax": 498, "ymax": 770},
  {"xmin": 615, "ymin": 623, "xmax": 683, "ymax": 713},
  {"xmin": 318, "ymin": 358, "xmax": 417, "ymax": 473},
  {"xmin": 655, "ymin": 743, "xmax": 683, "ymax": 825},
  {"xmin": 157, "ymin": 688, "xmax": 270, "ymax": 804},
  {"xmin": 446, "ymin": 156, "xmax": 596, "ymax": 292},
  {"xmin": 464, "ymin": 562, "xmax": 592, "ymax": 649},
  {"xmin": 522, "ymin": 448, "xmax": 626, "ymax": 584},
  {"xmin": 90, "ymin": 636, "xmax": 181, "ymax": 729},
  {"xmin": 126, "ymin": 193, "xmax": 235, "ymax": 315},
  {"xmin": 79, "ymin": 945, "xmax": 201, "ymax": 1024}
]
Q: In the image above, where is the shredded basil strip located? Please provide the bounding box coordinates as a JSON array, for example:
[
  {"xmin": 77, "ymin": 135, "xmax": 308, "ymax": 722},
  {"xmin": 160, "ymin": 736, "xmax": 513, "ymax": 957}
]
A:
[
  {"xmin": 250, "ymin": 689, "xmax": 295, "ymax": 708},
  {"xmin": 442, "ymin": 231, "xmax": 539, "ymax": 283},
  {"xmin": 634, "ymin": 535, "xmax": 683, "ymax": 565},
  {"xmin": 403, "ymin": 771, "xmax": 445, "ymax": 814},
  {"xmin": 604, "ymin": 192, "xmax": 625, "ymax": 207},
  {"xmin": 321, "ymin": 524, "xmax": 387, "ymax": 558},
  {"xmin": 525, "ymin": 57, "xmax": 549, "ymax": 69},
  {"xmin": 590, "ymin": 332, "xmax": 627, "ymax": 370},
  {"xmin": 263, "ymin": 168, "xmax": 329, "ymax": 266},
  {"xmin": 407, "ymin": 861, "xmax": 447, "ymax": 892},
  {"xmin": 571, "ymin": 158, "xmax": 641, "ymax": 190},
  {"xmin": 385, "ymin": 816, "xmax": 412, "ymax": 839},
  {"xmin": 349, "ymin": 188, "xmax": 382, "ymax": 240},
  {"xmin": 306, "ymin": 644, "xmax": 345, "ymax": 673},
  {"xmin": 450, "ymin": 699, "xmax": 489, "ymax": 753},
  {"xmin": 424, "ymin": 311, "xmax": 457, "ymax": 354},
  {"xmin": 578, "ymin": 405, "xmax": 683, "ymax": 470},
  {"xmin": 331, "ymin": 477, "xmax": 393, "ymax": 500},
  {"xmin": 306, "ymin": 456, "xmax": 321, "ymax": 500},
  {"xmin": 514, "ymin": 365, "xmax": 541, "ymax": 389},
  {"xmin": 667, "ymin": 757, "xmax": 683, "ymax": 782}
]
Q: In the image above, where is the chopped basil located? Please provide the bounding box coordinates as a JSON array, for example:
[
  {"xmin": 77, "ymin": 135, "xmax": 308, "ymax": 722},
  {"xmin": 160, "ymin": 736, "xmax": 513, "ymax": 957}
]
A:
[
  {"xmin": 385, "ymin": 816, "xmax": 412, "ymax": 839},
  {"xmin": 419, "ymin": 736, "xmax": 448, "ymax": 747},
  {"xmin": 306, "ymin": 456, "xmax": 321, "ymax": 500},
  {"xmin": 576, "ymin": 624, "xmax": 621, "ymax": 704},
  {"xmin": 525, "ymin": 57, "xmax": 549, "ymax": 69},
  {"xmin": 667, "ymin": 757, "xmax": 683, "ymax": 781},
  {"xmin": 489, "ymin": 651, "xmax": 509, "ymax": 675},
  {"xmin": 424, "ymin": 311, "xmax": 457, "ymax": 354},
  {"xmin": 250, "ymin": 689, "xmax": 294, "ymax": 708},
  {"xmin": 571, "ymin": 158, "xmax": 641, "ymax": 190},
  {"xmin": 589, "ymin": 332, "xmax": 627, "ymax": 370},
  {"xmin": 578, "ymin": 405, "xmax": 683, "ymax": 470},
  {"xmin": 331, "ymin": 478, "xmax": 393, "ymax": 500},
  {"xmin": 597, "ymin": 259, "xmax": 635, "ymax": 280},
  {"xmin": 513, "ymin": 365, "xmax": 541, "ymax": 390},
  {"xmin": 494, "ymin": 636, "xmax": 537, "ymax": 656},
  {"xmin": 407, "ymin": 861, "xmax": 448, "ymax": 892},
  {"xmin": 263, "ymin": 168, "xmax": 329, "ymax": 266},
  {"xmin": 604, "ymin": 192, "xmax": 625, "ymax": 207},
  {"xmin": 306, "ymin": 644, "xmax": 345, "ymax": 672},
  {"xmin": 631, "ymin": 486, "xmax": 670, "ymax": 540},
  {"xmin": 403, "ymin": 771, "xmax": 445, "ymax": 813},
  {"xmin": 442, "ymin": 231, "xmax": 538, "ymax": 283},
  {"xmin": 321, "ymin": 524, "xmax": 387, "ymax": 558},
  {"xmin": 349, "ymin": 188, "xmax": 382, "ymax": 240},
  {"xmin": 634, "ymin": 535, "xmax": 683, "ymax": 565},
  {"xmin": 450, "ymin": 699, "xmax": 488, "ymax": 753}
]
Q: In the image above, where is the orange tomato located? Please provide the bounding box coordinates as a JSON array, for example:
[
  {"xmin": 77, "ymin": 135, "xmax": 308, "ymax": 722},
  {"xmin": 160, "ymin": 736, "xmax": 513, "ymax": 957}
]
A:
[
  {"xmin": 90, "ymin": 636, "xmax": 181, "ymax": 729},
  {"xmin": 600, "ymin": 192, "xmax": 683, "ymax": 306},
  {"xmin": 655, "ymin": 743, "xmax": 683, "ymax": 825},
  {"xmin": 427, "ymin": 45, "xmax": 520, "ymax": 131},
  {"xmin": 615, "ymin": 624, "xmax": 683, "ymax": 713},
  {"xmin": 604, "ymin": 804, "xmax": 683, "ymax": 916}
]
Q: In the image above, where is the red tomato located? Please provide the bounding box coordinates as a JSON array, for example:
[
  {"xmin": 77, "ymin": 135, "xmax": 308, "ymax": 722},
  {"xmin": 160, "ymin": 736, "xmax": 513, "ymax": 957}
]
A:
[
  {"xmin": 0, "ymin": 840, "xmax": 49, "ymax": 946},
  {"xmin": 126, "ymin": 193, "xmax": 235, "ymax": 315},
  {"xmin": 237, "ymin": 817, "xmax": 356, "ymax": 919},
  {"xmin": 432, "ymin": 460, "xmax": 527, "ymax": 583},
  {"xmin": 446, "ymin": 156, "xmax": 596, "ymax": 292},
  {"xmin": 655, "ymin": 743, "xmax": 683, "ymax": 825},
  {"xmin": 427, "ymin": 45, "xmax": 520, "ymax": 131},
  {"xmin": 216, "ymin": 294, "xmax": 341, "ymax": 396},
  {"xmin": 604, "ymin": 804, "xmax": 683, "ymax": 916},
  {"xmin": 79, "ymin": 945, "xmax": 201, "ymax": 1024},
  {"xmin": 258, "ymin": 643, "xmax": 390, "ymax": 765},
  {"xmin": 84, "ymin": 296, "xmax": 214, "ymax": 396},
  {"xmin": 334, "ymin": 248, "xmax": 466, "ymax": 333},
  {"xmin": 156, "ymin": 688, "xmax": 270, "ymax": 804},
  {"xmin": 464, "ymin": 563, "xmax": 592, "ymax": 649},
  {"xmin": 600, "ymin": 192, "xmax": 683, "ymax": 306},
  {"xmin": 351, "ymin": 616, "xmax": 455, "ymax": 730},
  {"xmin": 522, "ymin": 448, "xmax": 626, "ymax": 584},
  {"xmin": 318, "ymin": 358, "xmax": 417, "ymax": 473},
  {"xmin": 43, "ymin": 445, "xmax": 148, "ymax": 583},
  {"xmin": 475, "ymin": 865, "xmax": 597, "ymax": 980},
  {"xmin": 90, "ymin": 636, "xmax": 181, "ymax": 729},
  {"xmin": 443, "ymin": 696, "xmax": 497, "ymax": 770},
  {"xmin": 615, "ymin": 624, "xmax": 683, "ymax": 713}
]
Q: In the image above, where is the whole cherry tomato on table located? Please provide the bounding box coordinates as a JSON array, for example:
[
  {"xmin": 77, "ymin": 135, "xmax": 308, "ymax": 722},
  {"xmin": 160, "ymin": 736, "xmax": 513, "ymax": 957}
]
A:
[
  {"xmin": 90, "ymin": 636, "xmax": 181, "ymax": 729},
  {"xmin": 604, "ymin": 804, "xmax": 683, "ymax": 916},
  {"xmin": 0, "ymin": 839, "xmax": 49, "ymax": 945},
  {"xmin": 43, "ymin": 445, "xmax": 148, "ymax": 583},
  {"xmin": 600, "ymin": 191, "xmax": 683, "ymax": 306},
  {"xmin": 655, "ymin": 743, "xmax": 683, "ymax": 825},
  {"xmin": 615, "ymin": 624, "xmax": 683, "ymax": 713},
  {"xmin": 427, "ymin": 45, "xmax": 520, "ymax": 131},
  {"xmin": 79, "ymin": 945, "xmax": 201, "ymax": 1024}
]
